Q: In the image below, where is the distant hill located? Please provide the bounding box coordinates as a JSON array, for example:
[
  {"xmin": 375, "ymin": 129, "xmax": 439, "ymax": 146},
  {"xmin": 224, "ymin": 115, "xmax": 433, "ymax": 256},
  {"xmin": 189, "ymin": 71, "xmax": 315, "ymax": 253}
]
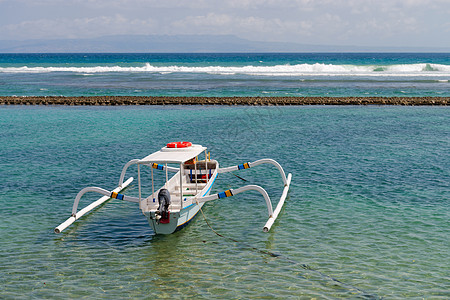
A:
[{"xmin": 0, "ymin": 34, "xmax": 448, "ymax": 53}]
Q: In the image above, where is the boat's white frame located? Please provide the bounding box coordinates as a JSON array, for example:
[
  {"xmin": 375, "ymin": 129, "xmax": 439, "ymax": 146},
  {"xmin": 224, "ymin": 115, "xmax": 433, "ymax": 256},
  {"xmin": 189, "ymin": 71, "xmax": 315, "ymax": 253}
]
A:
[{"xmin": 55, "ymin": 146, "xmax": 292, "ymax": 235}]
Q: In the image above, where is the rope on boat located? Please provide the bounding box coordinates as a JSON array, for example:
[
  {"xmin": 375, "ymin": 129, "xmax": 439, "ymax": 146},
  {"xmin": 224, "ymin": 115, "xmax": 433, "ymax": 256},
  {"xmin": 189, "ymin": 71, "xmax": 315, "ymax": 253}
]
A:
[
  {"xmin": 231, "ymin": 172, "xmax": 248, "ymax": 182},
  {"xmin": 196, "ymin": 202, "xmax": 380, "ymax": 299}
]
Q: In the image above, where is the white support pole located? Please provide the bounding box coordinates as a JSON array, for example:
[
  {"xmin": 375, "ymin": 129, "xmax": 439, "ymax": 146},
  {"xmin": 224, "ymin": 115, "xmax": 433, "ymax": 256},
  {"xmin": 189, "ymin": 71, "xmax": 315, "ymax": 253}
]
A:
[
  {"xmin": 205, "ymin": 150, "xmax": 208, "ymax": 184},
  {"xmin": 263, "ymin": 173, "xmax": 292, "ymax": 232},
  {"xmin": 138, "ymin": 164, "xmax": 142, "ymax": 210},
  {"xmin": 55, "ymin": 177, "xmax": 133, "ymax": 234},
  {"xmin": 151, "ymin": 165, "xmax": 155, "ymax": 202},
  {"xmin": 165, "ymin": 163, "xmax": 168, "ymax": 184},
  {"xmin": 180, "ymin": 163, "xmax": 183, "ymax": 209},
  {"xmin": 194, "ymin": 159, "xmax": 198, "ymax": 194}
]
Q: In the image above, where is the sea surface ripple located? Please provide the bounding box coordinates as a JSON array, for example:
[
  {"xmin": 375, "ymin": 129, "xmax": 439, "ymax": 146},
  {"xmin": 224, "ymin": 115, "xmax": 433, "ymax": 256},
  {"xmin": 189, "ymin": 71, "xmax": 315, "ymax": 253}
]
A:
[{"xmin": 0, "ymin": 105, "xmax": 448, "ymax": 298}]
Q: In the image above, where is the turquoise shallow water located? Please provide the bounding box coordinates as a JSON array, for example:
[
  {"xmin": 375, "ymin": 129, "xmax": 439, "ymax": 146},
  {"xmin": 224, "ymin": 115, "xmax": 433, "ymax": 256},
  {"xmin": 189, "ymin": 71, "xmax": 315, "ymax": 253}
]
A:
[{"xmin": 0, "ymin": 105, "xmax": 449, "ymax": 298}]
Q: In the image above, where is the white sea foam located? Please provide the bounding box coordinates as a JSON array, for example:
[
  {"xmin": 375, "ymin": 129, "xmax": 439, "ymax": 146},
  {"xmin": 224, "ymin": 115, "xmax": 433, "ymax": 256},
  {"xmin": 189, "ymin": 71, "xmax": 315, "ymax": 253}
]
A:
[{"xmin": 1, "ymin": 62, "xmax": 449, "ymax": 77}]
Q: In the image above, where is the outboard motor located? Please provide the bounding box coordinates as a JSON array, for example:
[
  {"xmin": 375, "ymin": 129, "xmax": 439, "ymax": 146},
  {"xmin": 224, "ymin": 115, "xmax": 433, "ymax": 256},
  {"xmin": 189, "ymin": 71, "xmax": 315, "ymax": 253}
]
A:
[{"xmin": 157, "ymin": 189, "xmax": 171, "ymax": 223}]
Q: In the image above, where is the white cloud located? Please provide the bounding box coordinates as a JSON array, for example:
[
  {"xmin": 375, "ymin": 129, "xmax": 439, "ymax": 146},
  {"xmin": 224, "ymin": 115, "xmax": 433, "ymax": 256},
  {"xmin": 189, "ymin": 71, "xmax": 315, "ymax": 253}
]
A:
[
  {"xmin": 169, "ymin": 13, "xmax": 314, "ymax": 41},
  {"xmin": 0, "ymin": 0, "xmax": 449, "ymax": 47},
  {"xmin": 1, "ymin": 15, "xmax": 158, "ymax": 39}
]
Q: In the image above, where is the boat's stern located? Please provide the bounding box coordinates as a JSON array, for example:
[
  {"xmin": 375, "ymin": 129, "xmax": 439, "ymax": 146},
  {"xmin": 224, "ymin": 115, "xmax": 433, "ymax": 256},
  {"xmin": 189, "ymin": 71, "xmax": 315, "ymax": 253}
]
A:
[{"xmin": 144, "ymin": 210, "xmax": 181, "ymax": 234}]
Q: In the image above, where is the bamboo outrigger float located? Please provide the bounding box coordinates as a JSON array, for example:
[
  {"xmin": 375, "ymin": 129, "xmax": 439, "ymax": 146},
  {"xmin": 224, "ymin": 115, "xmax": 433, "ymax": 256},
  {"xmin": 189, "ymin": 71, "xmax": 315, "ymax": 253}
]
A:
[{"xmin": 55, "ymin": 142, "xmax": 292, "ymax": 235}]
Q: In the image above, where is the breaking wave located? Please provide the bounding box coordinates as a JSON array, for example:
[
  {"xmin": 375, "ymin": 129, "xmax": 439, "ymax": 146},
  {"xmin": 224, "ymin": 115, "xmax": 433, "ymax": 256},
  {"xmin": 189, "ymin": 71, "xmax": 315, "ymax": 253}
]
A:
[{"xmin": 1, "ymin": 63, "xmax": 450, "ymax": 77}]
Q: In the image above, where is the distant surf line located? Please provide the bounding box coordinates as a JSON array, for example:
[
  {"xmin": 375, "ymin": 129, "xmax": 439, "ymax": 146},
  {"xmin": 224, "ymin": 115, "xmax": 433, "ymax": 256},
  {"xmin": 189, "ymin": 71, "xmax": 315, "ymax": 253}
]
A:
[{"xmin": 1, "ymin": 62, "xmax": 449, "ymax": 77}]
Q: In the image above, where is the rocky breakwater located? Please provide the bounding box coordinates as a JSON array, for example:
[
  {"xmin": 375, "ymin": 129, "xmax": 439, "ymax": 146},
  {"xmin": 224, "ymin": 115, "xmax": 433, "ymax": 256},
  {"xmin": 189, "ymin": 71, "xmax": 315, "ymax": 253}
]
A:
[{"xmin": 0, "ymin": 96, "xmax": 448, "ymax": 106}]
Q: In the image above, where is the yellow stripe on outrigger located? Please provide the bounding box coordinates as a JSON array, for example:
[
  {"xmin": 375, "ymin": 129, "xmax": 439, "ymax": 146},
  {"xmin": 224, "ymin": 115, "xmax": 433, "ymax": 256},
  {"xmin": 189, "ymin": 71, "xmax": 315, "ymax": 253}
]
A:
[
  {"xmin": 218, "ymin": 189, "xmax": 233, "ymax": 199},
  {"xmin": 238, "ymin": 162, "xmax": 250, "ymax": 170}
]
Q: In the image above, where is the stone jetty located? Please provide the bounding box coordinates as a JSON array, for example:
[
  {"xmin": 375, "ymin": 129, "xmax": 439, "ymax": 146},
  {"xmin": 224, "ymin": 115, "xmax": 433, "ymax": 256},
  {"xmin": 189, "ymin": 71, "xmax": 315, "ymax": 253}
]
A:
[{"xmin": 1, "ymin": 96, "xmax": 448, "ymax": 106}]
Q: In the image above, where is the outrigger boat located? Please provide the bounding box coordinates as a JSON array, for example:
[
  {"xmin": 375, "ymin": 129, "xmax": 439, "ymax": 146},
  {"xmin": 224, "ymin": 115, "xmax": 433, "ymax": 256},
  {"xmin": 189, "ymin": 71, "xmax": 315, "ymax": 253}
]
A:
[{"xmin": 55, "ymin": 142, "xmax": 292, "ymax": 235}]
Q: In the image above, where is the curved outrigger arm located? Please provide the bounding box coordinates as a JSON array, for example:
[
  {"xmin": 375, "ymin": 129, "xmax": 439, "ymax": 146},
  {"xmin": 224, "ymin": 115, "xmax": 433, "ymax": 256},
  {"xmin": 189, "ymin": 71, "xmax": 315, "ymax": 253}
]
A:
[
  {"xmin": 71, "ymin": 185, "xmax": 140, "ymax": 217},
  {"xmin": 218, "ymin": 159, "xmax": 288, "ymax": 186},
  {"xmin": 195, "ymin": 173, "xmax": 292, "ymax": 232},
  {"xmin": 54, "ymin": 177, "xmax": 135, "ymax": 234},
  {"xmin": 196, "ymin": 185, "xmax": 274, "ymax": 216},
  {"xmin": 118, "ymin": 159, "xmax": 179, "ymax": 186},
  {"xmin": 118, "ymin": 159, "xmax": 140, "ymax": 186}
]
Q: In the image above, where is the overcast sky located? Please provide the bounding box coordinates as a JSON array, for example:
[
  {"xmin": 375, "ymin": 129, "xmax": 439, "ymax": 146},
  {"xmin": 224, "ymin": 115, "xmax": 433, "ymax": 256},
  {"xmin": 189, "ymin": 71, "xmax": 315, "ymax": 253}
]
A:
[{"xmin": 0, "ymin": 0, "xmax": 449, "ymax": 48}]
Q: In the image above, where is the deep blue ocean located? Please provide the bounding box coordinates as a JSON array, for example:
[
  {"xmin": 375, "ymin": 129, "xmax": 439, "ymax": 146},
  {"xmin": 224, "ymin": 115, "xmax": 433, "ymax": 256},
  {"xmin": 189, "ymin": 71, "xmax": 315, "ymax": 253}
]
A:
[
  {"xmin": 0, "ymin": 105, "xmax": 449, "ymax": 298},
  {"xmin": 0, "ymin": 52, "xmax": 449, "ymax": 97}
]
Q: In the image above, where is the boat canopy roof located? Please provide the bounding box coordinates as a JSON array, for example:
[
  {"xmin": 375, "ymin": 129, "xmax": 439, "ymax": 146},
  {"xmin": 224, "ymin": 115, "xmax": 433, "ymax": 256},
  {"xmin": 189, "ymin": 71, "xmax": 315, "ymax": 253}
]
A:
[{"xmin": 139, "ymin": 144, "xmax": 207, "ymax": 164}]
